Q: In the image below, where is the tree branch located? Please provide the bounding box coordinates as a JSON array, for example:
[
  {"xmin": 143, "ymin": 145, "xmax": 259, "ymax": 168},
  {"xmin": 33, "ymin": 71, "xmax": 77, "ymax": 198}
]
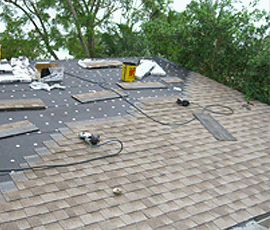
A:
[
  {"xmin": 79, "ymin": 0, "xmax": 89, "ymax": 15},
  {"xmin": 94, "ymin": 3, "xmax": 121, "ymax": 27},
  {"xmin": 4, "ymin": 0, "xmax": 58, "ymax": 59},
  {"xmin": 67, "ymin": 0, "xmax": 90, "ymax": 57},
  {"xmin": 90, "ymin": 0, "xmax": 96, "ymax": 13},
  {"xmin": 93, "ymin": 0, "xmax": 101, "ymax": 19},
  {"xmin": 27, "ymin": 0, "xmax": 58, "ymax": 59}
]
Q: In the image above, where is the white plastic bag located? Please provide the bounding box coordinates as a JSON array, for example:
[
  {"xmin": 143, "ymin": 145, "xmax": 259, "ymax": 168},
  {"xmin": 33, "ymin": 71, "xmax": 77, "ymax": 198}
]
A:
[{"xmin": 135, "ymin": 59, "xmax": 166, "ymax": 80}]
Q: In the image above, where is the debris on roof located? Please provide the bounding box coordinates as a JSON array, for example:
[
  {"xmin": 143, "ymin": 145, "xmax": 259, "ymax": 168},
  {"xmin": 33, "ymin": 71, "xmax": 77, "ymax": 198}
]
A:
[
  {"xmin": 29, "ymin": 81, "xmax": 66, "ymax": 91},
  {"xmin": 78, "ymin": 59, "xmax": 123, "ymax": 69},
  {"xmin": 135, "ymin": 59, "xmax": 166, "ymax": 80},
  {"xmin": 40, "ymin": 67, "xmax": 64, "ymax": 83},
  {"xmin": 0, "ymin": 57, "xmax": 38, "ymax": 83},
  {"xmin": 0, "ymin": 57, "xmax": 65, "ymax": 84},
  {"xmin": 0, "ymin": 63, "xmax": 13, "ymax": 73}
]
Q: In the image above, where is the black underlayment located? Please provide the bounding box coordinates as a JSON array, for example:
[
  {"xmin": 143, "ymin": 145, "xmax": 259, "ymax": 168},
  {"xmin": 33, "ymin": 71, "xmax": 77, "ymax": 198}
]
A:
[{"xmin": 0, "ymin": 56, "xmax": 191, "ymax": 182}]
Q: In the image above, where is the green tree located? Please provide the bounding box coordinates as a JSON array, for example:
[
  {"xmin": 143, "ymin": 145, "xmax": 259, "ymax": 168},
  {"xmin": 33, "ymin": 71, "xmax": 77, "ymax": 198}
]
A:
[
  {"xmin": 0, "ymin": 0, "xmax": 63, "ymax": 59},
  {"xmin": 101, "ymin": 23, "xmax": 152, "ymax": 57},
  {"xmin": 0, "ymin": 17, "xmax": 44, "ymax": 60},
  {"xmin": 100, "ymin": 0, "xmax": 173, "ymax": 57},
  {"xmin": 55, "ymin": 0, "xmax": 172, "ymax": 58},
  {"xmin": 0, "ymin": 0, "xmax": 174, "ymax": 59},
  {"xmin": 55, "ymin": 0, "xmax": 125, "ymax": 58},
  {"xmin": 143, "ymin": 0, "xmax": 270, "ymax": 104}
]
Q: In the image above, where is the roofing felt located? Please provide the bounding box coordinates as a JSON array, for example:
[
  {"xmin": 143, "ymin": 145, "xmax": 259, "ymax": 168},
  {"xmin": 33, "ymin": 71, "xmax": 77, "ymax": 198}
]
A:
[
  {"xmin": 0, "ymin": 57, "xmax": 189, "ymax": 182},
  {"xmin": 0, "ymin": 57, "xmax": 269, "ymax": 230}
]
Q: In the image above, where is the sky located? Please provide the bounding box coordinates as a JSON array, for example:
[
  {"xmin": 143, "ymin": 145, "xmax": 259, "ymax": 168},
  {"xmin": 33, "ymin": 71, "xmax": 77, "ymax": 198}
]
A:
[
  {"xmin": 1, "ymin": 0, "xmax": 269, "ymax": 33},
  {"xmin": 1, "ymin": 0, "xmax": 269, "ymax": 32},
  {"xmin": 172, "ymin": 0, "xmax": 270, "ymax": 12}
]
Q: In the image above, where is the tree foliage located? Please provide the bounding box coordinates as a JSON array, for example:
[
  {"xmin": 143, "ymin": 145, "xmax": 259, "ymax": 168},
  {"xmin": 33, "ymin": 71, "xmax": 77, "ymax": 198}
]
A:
[
  {"xmin": 0, "ymin": 0, "xmax": 269, "ymax": 104},
  {"xmin": 0, "ymin": 0, "xmax": 63, "ymax": 59},
  {"xmin": 0, "ymin": 9, "xmax": 43, "ymax": 59},
  {"xmin": 99, "ymin": 0, "xmax": 172, "ymax": 57},
  {"xmin": 54, "ymin": 0, "xmax": 125, "ymax": 58},
  {"xmin": 142, "ymin": 0, "xmax": 270, "ymax": 104},
  {"xmin": 0, "ymin": 22, "xmax": 43, "ymax": 60},
  {"xmin": 100, "ymin": 23, "xmax": 152, "ymax": 57}
]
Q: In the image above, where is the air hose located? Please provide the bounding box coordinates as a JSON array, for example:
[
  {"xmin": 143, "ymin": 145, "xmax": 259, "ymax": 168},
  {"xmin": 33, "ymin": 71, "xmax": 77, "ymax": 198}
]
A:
[
  {"xmin": 64, "ymin": 72, "xmax": 234, "ymax": 126},
  {"xmin": 0, "ymin": 70, "xmax": 234, "ymax": 173},
  {"xmin": 0, "ymin": 139, "xmax": 123, "ymax": 173}
]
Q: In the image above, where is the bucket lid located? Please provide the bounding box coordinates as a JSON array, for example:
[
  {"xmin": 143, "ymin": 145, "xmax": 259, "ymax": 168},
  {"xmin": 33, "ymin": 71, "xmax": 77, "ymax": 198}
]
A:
[{"xmin": 123, "ymin": 62, "xmax": 137, "ymax": 66}]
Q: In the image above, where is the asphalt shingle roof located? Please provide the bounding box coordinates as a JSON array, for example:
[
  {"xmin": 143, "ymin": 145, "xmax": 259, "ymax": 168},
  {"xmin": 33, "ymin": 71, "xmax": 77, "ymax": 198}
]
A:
[{"xmin": 0, "ymin": 58, "xmax": 269, "ymax": 229}]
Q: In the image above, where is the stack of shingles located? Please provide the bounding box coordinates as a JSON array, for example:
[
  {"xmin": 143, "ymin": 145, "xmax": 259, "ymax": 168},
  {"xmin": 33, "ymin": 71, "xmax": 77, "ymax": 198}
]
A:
[
  {"xmin": 0, "ymin": 98, "xmax": 46, "ymax": 111},
  {"xmin": 0, "ymin": 98, "xmax": 46, "ymax": 138}
]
